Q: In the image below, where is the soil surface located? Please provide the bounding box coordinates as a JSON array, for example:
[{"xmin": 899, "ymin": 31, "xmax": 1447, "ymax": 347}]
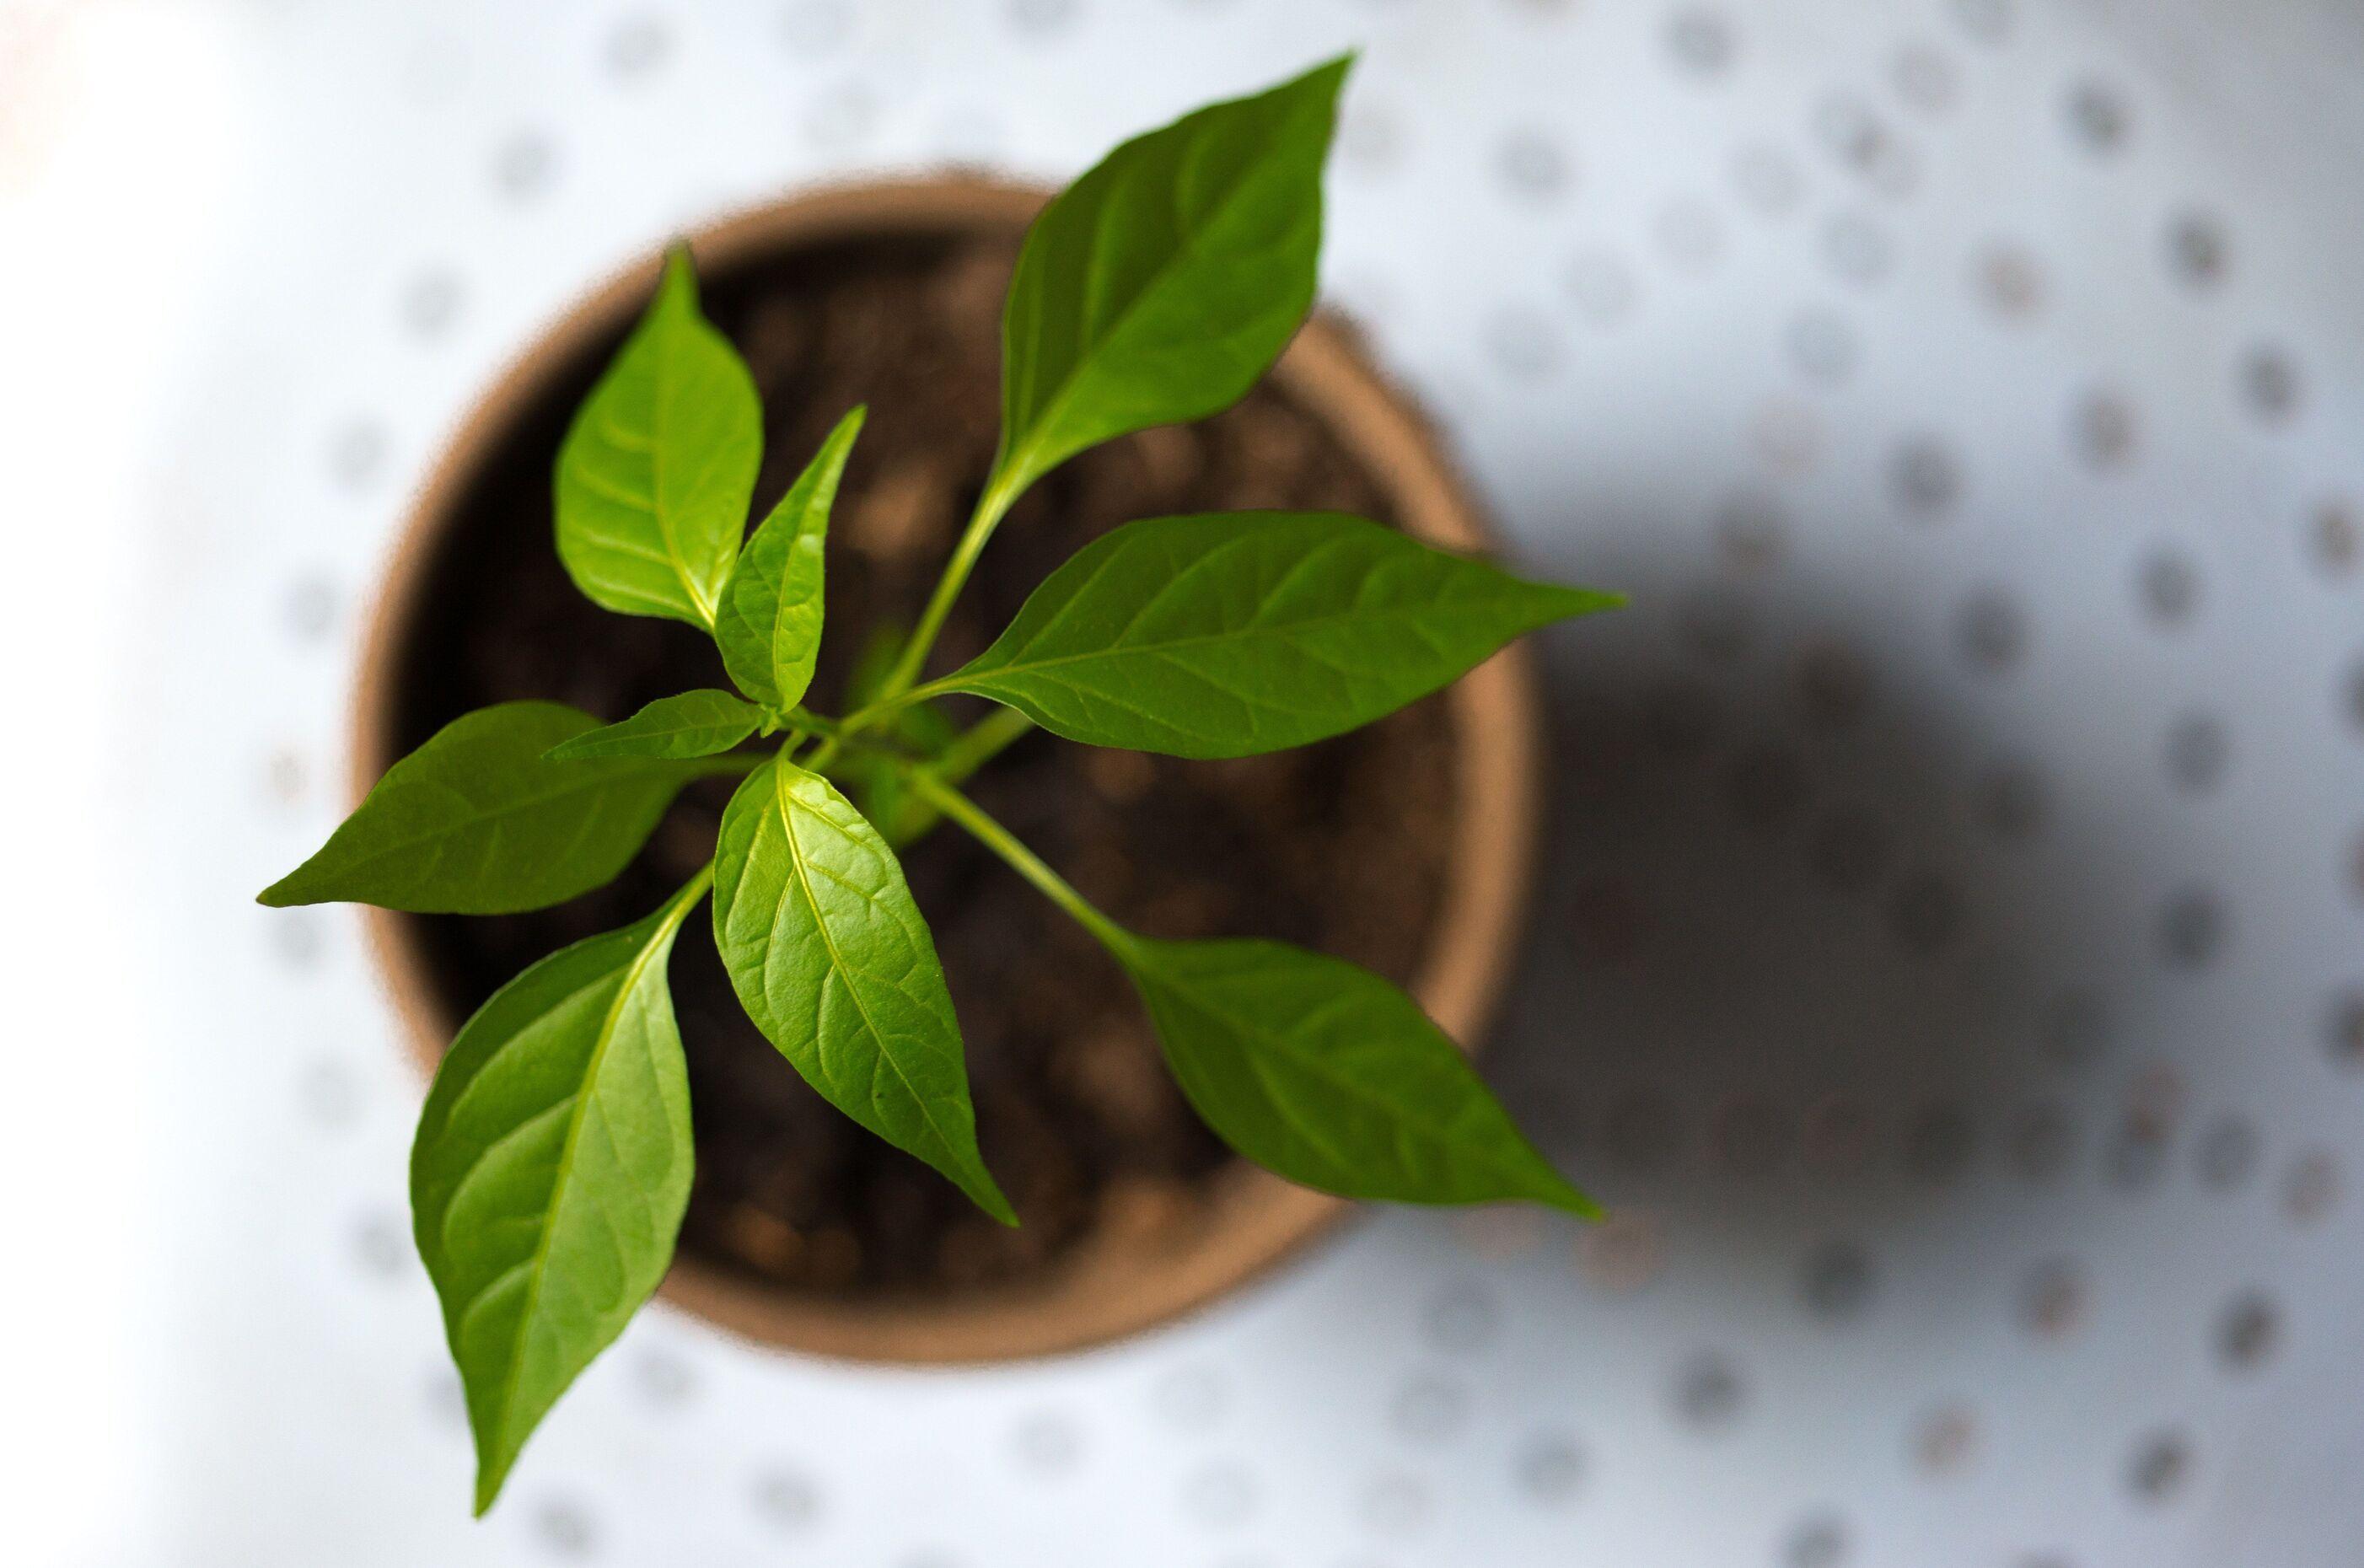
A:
[{"xmin": 388, "ymin": 226, "xmax": 1454, "ymax": 1302}]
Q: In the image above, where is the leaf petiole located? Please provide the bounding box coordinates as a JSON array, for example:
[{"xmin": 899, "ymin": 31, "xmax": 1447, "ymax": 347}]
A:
[
  {"xmin": 780, "ymin": 706, "xmax": 850, "ymax": 741},
  {"xmin": 663, "ymin": 857, "xmax": 717, "ymax": 912},
  {"xmin": 900, "ymin": 770, "xmax": 1136, "ymax": 960},
  {"xmin": 782, "ymin": 716, "xmax": 920, "ymax": 778},
  {"xmin": 856, "ymin": 474, "xmax": 1025, "ymax": 725},
  {"xmin": 698, "ymin": 752, "xmax": 772, "ymax": 778},
  {"xmin": 879, "ymin": 707, "xmax": 1036, "ymax": 847}
]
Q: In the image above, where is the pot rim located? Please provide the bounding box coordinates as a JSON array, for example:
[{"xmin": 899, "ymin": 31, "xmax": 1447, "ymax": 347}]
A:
[{"xmin": 352, "ymin": 175, "xmax": 1546, "ymax": 1365}]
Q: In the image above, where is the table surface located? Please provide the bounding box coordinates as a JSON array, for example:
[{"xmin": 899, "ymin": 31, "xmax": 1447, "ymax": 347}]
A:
[{"xmin": 11, "ymin": 0, "xmax": 2364, "ymax": 1564}]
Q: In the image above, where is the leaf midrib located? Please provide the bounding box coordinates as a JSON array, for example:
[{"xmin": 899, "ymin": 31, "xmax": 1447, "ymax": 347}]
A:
[
  {"xmin": 768, "ymin": 770, "xmax": 969, "ymax": 1173},
  {"xmin": 481, "ymin": 903, "xmax": 681, "ymax": 1475},
  {"xmin": 941, "ymin": 592, "xmax": 1495, "ymax": 692},
  {"xmin": 307, "ymin": 759, "xmax": 696, "ymax": 887},
  {"xmin": 1140, "ymin": 955, "xmax": 1545, "ymax": 1193},
  {"xmin": 647, "ymin": 315, "xmax": 717, "ymax": 626},
  {"xmin": 573, "ymin": 719, "xmax": 735, "ymax": 747},
  {"xmin": 560, "ymin": 695, "xmax": 756, "ymax": 757},
  {"xmin": 763, "ymin": 518, "xmax": 819, "ymax": 701},
  {"xmin": 1001, "ymin": 97, "xmax": 1312, "ymax": 487}
]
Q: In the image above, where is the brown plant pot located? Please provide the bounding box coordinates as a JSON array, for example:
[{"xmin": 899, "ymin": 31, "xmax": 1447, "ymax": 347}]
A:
[{"xmin": 353, "ymin": 178, "xmax": 1547, "ymax": 1364}]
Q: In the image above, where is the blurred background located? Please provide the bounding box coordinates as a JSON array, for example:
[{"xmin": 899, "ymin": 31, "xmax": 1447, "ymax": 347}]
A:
[{"xmin": 7, "ymin": 0, "xmax": 2364, "ymax": 1563}]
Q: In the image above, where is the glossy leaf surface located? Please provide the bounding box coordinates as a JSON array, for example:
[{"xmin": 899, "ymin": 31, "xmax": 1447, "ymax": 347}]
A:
[
  {"xmin": 259, "ymin": 702, "xmax": 720, "ymax": 913},
  {"xmin": 555, "ymin": 249, "xmax": 760, "ymax": 628},
  {"xmin": 990, "ymin": 56, "xmax": 1348, "ymax": 505},
  {"xmin": 716, "ymin": 407, "xmax": 864, "ymax": 706},
  {"xmin": 545, "ymin": 688, "xmax": 764, "ymax": 760},
  {"xmin": 1123, "ymin": 937, "xmax": 1596, "ymax": 1214},
  {"xmin": 711, "ymin": 759, "xmax": 1013, "ymax": 1223},
  {"xmin": 411, "ymin": 876, "xmax": 706, "ymax": 1512},
  {"xmin": 932, "ymin": 512, "xmax": 1620, "ymax": 757}
]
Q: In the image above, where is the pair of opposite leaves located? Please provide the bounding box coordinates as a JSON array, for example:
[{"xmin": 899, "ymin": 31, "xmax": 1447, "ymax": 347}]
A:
[{"xmin": 263, "ymin": 55, "xmax": 1617, "ymax": 1514}]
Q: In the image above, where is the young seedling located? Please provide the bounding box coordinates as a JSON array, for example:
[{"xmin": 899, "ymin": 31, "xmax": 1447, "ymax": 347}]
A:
[{"xmin": 263, "ymin": 56, "xmax": 1620, "ymax": 1513}]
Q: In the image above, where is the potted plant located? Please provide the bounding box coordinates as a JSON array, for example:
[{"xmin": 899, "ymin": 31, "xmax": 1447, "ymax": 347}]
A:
[{"xmin": 262, "ymin": 55, "xmax": 1619, "ymax": 1514}]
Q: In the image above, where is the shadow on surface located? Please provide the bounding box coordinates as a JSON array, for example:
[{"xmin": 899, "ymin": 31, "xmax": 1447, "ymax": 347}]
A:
[{"xmin": 1476, "ymin": 574, "xmax": 2165, "ymax": 1247}]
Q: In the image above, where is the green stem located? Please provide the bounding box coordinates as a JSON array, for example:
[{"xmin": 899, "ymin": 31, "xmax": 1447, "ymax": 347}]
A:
[
  {"xmin": 782, "ymin": 706, "xmax": 848, "ymax": 740},
  {"xmin": 930, "ymin": 706, "xmax": 1036, "ymax": 787},
  {"xmin": 793, "ymin": 737, "xmax": 913, "ymax": 778},
  {"xmin": 837, "ymin": 671, "xmax": 972, "ymax": 735},
  {"xmin": 859, "ymin": 473, "xmax": 1024, "ymax": 724},
  {"xmin": 782, "ymin": 708, "xmax": 921, "ymax": 777},
  {"xmin": 883, "ymin": 708, "xmax": 1035, "ymax": 847},
  {"xmin": 658, "ymin": 859, "xmax": 717, "ymax": 922},
  {"xmin": 902, "ymin": 771, "xmax": 1137, "ymax": 960}
]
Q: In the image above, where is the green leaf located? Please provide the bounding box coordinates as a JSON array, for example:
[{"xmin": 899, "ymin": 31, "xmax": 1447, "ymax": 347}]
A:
[
  {"xmin": 556, "ymin": 248, "xmax": 761, "ymax": 629},
  {"xmin": 258, "ymin": 701, "xmax": 722, "ymax": 914},
  {"xmin": 710, "ymin": 759, "xmax": 1014, "ymax": 1223},
  {"xmin": 989, "ymin": 55, "xmax": 1349, "ymax": 506},
  {"xmin": 898, "ymin": 772, "xmax": 1593, "ymax": 1220},
  {"xmin": 543, "ymin": 689, "xmax": 765, "ymax": 761},
  {"xmin": 410, "ymin": 873, "xmax": 707, "ymax": 1514},
  {"xmin": 928, "ymin": 512, "xmax": 1620, "ymax": 758},
  {"xmin": 715, "ymin": 407, "xmax": 864, "ymax": 706},
  {"xmin": 1121, "ymin": 936, "xmax": 1596, "ymax": 1216}
]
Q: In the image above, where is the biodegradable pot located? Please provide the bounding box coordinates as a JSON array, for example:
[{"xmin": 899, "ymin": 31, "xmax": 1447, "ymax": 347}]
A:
[{"xmin": 355, "ymin": 178, "xmax": 1547, "ymax": 1364}]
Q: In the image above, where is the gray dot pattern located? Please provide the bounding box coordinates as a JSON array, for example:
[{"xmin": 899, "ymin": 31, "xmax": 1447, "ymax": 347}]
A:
[{"xmin": 171, "ymin": 2, "xmax": 2364, "ymax": 1562}]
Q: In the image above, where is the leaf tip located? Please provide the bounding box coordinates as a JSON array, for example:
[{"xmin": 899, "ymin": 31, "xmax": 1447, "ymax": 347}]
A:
[
  {"xmin": 255, "ymin": 873, "xmax": 304, "ymax": 908},
  {"xmin": 1536, "ymin": 582, "xmax": 1628, "ymax": 623},
  {"xmin": 1547, "ymin": 1183, "xmax": 1607, "ymax": 1223},
  {"xmin": 658, "ymin": 242, "xmax": 699, "ymax": 305},
  {"xmin": 1513, "ymin": 1136, "xmax": 1602, "ymax": 1221},
  {"xmin": 1294, "ymin": 51, "xmax": 1356, "ymax": 117},
  {"xmin": 470, "ymin": 1428, "xmax": 518, "ymax": 1517},
  {"xmin": 973, "ymin": 1176, "xmax": 1022, "ymax": 1229},
  {"xmin": 820, "ymin": 403, "xmax": 868, "ymax": 473}
]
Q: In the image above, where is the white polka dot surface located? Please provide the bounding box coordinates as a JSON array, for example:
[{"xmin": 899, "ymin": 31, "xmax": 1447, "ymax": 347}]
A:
[{"xmin": 112, "ymin": 0, "xmax": 2364, "ymax": 1563}]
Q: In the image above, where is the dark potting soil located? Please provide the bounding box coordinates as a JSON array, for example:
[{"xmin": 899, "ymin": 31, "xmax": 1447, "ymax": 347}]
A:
[{"xmin": 387, "ymin": 226, "xmax": 1455, "ymax": 1302}]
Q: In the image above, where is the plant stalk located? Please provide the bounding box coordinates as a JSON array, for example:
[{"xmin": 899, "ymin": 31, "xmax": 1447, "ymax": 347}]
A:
[
  {"xmin": 782, "ymin": 706, "xmax": 850, "ymax": 740},
  {"xmin": 857, "ymin": 470, "xmax": 1024, "ymax": 724},
  {"xmin": 925, "ymin": 706, "xmax": 1036, "ymax": 788},
  {"xmin": 900, "ymin": 771, "xmax": 1136, "ymax": 960},
  {"xmin": 657, "ymin": 858, "xmax": 718, "ymax": 923},
  {"xmin": 883, "ymin": 707, "xmax": 1037, "ymax": 847}
]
